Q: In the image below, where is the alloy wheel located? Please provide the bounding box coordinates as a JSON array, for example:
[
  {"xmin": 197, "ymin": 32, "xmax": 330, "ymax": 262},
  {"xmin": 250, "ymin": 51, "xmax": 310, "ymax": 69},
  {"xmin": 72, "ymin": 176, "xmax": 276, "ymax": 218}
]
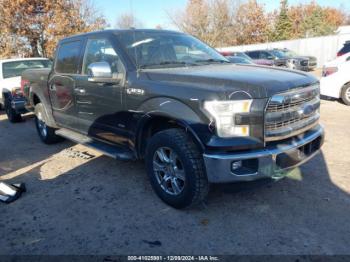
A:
[{"xmin": 153, "ymin": 147, "xmax": 186, "ymax": 196}]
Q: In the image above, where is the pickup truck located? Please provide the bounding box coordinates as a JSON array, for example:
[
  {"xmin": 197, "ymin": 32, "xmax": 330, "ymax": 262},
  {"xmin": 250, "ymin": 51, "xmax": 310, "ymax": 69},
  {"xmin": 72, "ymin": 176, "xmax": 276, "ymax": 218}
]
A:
[
  {"xmin": 0, "ymin": 58, "xmax": 52, "ymax": 122},
  {"xmin": 22, "ymin": 29, "xmax": 324, "ymax": 208}
]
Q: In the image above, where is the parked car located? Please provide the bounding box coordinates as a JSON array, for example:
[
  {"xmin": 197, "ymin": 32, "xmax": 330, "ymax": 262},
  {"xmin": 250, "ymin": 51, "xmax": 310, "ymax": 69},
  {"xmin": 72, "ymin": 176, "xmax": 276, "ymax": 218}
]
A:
[
  {"xmin": 278, "ymin": 49, "xmax": 317, "ymax": 71},
  {"xmin": 0, "ymin": 58, "xmax": 52, "ymax": 122},
  {"xmin": 245, "ymin": 50, "xmax": 286, "ymax": 67},
  {"xmin": 323, "ymin": 52, "xmax": 350, "ymax": 71},
  {"xmin": 219, "ymin": 51, "xmax": 255, "ymax": 64},
  {"xmin": 337, "ymin": 40, "xmax": 350, "ymax": 57},
  {"xmin": 22, "ymin": 29, "xmax": 324, "ymax": 209},
  {"xmin": 321, "ymin": 60, "xmax": 350, "ymax": 105}
]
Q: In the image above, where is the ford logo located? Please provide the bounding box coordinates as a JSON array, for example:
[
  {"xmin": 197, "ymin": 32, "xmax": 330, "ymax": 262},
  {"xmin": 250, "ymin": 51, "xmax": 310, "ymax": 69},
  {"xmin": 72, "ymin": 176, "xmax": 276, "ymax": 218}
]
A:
[{"xmin": 298, "ymin": 104, "xmax": 314, "ymax": 118}]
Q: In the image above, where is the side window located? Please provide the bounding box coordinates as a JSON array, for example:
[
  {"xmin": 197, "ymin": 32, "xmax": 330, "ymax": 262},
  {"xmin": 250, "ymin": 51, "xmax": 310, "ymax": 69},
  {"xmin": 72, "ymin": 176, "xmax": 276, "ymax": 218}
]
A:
[
  {"xmin": 55, "ymin": 41, "xmax": 83, "ymax": 74},
  {"xmin": 82, "ymin": 38, "xmax": 123, "ymax": 75},
  {"xmin": 259, "ymin": 51, "xmax": 268, "ymax": 59},
  {"xmin": 247, "ymin": 51, "xmax": 258, "ymax": 59}
]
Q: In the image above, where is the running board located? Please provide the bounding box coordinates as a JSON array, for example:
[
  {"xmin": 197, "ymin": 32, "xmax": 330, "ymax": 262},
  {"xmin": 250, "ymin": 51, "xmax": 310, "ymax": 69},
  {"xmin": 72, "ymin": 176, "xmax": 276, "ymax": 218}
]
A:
[{"xmin": 55, "ymin": 128, "xmax": 135, "ymax": 161}]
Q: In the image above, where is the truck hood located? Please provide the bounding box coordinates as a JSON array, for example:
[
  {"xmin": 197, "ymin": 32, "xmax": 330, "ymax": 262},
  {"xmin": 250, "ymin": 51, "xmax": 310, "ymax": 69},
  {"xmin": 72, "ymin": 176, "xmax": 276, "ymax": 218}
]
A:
[
  {"xmin": 143, "ymin": 64, "xmax": 318, "ymax": 98},
  {"xmin": 0, "ymin": 76, "xmax": 21, "ymax": 91}
]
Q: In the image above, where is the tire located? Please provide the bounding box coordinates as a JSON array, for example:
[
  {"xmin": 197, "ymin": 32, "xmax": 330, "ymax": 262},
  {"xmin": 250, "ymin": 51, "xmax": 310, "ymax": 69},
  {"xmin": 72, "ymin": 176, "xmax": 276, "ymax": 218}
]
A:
[
  {"xmin": 145, "ymin": 128, "xmax": 209, "ymax": 209},
  {"xmin": 341, "ymin": 84, "xmax": 350, "ymax": 106},
  {"xmin": 5, "ymin": 98, "xmax": 22, "ymax": 123},
  {"xmin": 34, "ymin": 103, "xmax": 62, "ymax": 144}
]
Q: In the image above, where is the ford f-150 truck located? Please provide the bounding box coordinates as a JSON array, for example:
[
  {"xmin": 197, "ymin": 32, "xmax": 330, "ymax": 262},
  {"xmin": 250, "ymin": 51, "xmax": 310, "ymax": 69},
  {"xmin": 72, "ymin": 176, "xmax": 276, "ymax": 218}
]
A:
[
  {"xmin": 0, "ymin": 58, "xmax": 52, "ymax": 122},
  {"xmin": 22, "ymin": 30, "xmax": 324, "ymax": 208}
]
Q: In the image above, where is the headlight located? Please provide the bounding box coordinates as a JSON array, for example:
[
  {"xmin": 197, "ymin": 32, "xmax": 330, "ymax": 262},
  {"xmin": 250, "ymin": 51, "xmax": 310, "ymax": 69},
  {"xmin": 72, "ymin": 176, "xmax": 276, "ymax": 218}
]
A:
[{"xmin": 203, "ymin": 100, "xmax": 252, "ymax": 137}]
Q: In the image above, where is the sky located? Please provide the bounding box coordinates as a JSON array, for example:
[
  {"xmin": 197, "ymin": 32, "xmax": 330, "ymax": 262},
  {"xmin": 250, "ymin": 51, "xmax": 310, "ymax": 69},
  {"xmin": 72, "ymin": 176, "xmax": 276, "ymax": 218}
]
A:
[{"xmin": 95, "ymin": 0, "xmax": 349, "ymax": 30}]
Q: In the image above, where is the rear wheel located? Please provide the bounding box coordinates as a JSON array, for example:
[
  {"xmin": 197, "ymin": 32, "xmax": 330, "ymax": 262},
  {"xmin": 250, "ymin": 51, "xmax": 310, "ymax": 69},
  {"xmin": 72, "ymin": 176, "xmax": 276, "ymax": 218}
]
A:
[
  {"xmin": 5, "ymin": 98, "xmax": 22, "ymax": 123},
  {"xmin": 145, "ymin": 128, "xmax": 209, "ymax": 209},
  {"xmin": 35, "ymin": 103, "xmax": 62, "ymax": 144},
  {"xmin": 341, "ymin": 84, "xmax": 350, "ymax": 106}
]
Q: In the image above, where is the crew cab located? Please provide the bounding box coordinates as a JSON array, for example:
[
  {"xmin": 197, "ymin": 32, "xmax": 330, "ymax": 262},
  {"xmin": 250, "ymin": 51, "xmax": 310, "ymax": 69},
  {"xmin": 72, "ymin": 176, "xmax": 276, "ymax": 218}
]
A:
[
  {"xmin": 22, "ymin": 30, "xmax": 324, "ymax": 208},
  {"xmin": 0, "ymin": 58, "xmax": 52, "ymax": 122}
]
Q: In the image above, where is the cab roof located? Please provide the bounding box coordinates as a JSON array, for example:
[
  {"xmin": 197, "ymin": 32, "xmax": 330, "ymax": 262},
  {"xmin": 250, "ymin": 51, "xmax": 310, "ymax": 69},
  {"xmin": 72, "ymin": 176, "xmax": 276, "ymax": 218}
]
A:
[{"xmin": 60, "ymin": 29, "xmax": 183, "ymax": 42}]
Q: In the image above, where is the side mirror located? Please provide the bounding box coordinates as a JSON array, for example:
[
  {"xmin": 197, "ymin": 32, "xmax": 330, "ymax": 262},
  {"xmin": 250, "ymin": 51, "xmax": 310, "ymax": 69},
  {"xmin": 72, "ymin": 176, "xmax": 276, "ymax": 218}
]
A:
[
  {"xmin": 88, "ymin": 62, "xmax": 120, "ymax": 83},
  {"xmin": 346, "ymin": 56, "xmax": 350, "ymax": 61},
  {"xmin": 267, "ymin": 56, "xmax": 275, "ymax": 60}
]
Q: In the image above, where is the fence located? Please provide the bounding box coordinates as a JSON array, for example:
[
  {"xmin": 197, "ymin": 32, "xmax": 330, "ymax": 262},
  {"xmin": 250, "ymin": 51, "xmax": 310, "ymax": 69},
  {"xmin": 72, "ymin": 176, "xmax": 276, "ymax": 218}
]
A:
[{"xmin": 217, "ymin": 33, "xmax": 350, "ymax": 68}]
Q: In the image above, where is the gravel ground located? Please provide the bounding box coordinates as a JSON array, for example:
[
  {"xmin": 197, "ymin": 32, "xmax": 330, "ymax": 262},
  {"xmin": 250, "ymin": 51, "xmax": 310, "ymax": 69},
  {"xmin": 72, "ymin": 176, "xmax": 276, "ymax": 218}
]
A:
[{"xmin": 0, "ymin": 98, "xmax": 349, "ymax": 255}]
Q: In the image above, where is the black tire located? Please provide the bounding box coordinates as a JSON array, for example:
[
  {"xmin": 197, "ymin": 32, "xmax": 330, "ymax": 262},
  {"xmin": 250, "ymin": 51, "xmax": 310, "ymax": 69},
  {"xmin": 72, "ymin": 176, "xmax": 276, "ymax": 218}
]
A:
[
  {"xmin": 145, "ymin": 128, "xmax": 209, "ymax": 209},
  {"xmin": 341, "ymin": 84, "xmax": 350, "ymax": 106},
  {"xmin": 34, "ymin": 103, "xmax": 62, "ymax": 144},
  {"xmin": 5, "ymin": 99, "xmax": 22, "ymax": 123}
]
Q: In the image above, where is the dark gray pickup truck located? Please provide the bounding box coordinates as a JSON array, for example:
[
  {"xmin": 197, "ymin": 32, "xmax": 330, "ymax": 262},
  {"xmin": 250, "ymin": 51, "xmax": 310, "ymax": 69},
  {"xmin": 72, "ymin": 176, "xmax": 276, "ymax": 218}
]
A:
[{"xmin": 22, "ymin": 29, "xmax": 324, "ymax": 208}]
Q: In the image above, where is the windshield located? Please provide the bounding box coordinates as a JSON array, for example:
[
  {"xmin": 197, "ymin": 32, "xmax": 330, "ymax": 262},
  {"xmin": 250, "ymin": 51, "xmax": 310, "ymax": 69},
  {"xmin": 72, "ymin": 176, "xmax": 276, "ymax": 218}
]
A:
[
  {"xmin": 227, "ymin": 56, "xmax": 253, "ymax": 64},
  {"xmin": 234, "ymin": 52, "xmax": 252, "ymax": 60},
  {"xmin": 2, "ymin": 60, "xmax": 52, "ymax": 79},
  {"xmin": 115, "ymin": 31, "xmax": 229, "ymax": 69},
  {"xmin": 270, "ymin": 50, "xmax": 288, "ymax": 59},
  {"xmin": 282, "ymin": 49, "xmax": 298, "ymax": 57}
]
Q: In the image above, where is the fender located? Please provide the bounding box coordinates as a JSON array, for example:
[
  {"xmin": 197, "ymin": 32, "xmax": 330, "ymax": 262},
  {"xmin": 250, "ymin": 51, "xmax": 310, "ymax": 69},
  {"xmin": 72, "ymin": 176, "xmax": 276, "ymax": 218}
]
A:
[
  {"xmin": 30, "ymin": 90, "xmax": 59, "ymax": 128},
  {"xmin": 135, "ymin": 97, "xmax": 207, "ymax": 154}
]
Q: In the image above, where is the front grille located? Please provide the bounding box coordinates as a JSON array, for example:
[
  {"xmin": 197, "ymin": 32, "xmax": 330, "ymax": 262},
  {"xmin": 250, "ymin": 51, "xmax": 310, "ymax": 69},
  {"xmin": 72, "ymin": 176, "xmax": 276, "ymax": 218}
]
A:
[
  {"xmin": 265, "ymin": 84, "xmax": 320, "ymax": 142},
  {"xmin": 300, "ymin": 60, "xmax": 308, "ymax": 66}
]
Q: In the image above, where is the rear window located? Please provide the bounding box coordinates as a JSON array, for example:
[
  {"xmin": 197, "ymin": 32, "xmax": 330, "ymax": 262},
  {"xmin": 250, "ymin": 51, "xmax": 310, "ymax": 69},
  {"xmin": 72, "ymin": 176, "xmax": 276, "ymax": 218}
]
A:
[
  {"xmin": 2, "ymin": 60, "xmax": 52, "ymax": 79},
  {"xmin": 55, "ymin": 41, "xmax": 83, "ymax": 74}
]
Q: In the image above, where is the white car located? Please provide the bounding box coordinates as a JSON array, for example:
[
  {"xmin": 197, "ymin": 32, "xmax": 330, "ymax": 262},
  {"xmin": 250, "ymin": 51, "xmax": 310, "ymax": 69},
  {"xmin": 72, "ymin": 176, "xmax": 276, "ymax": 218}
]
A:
[
  {"xmin": 320, "ymin": 60, "xmax": 350, "ymax": 105},
  {"xmin": 0, "ymin": 58, "xmax": 52, "ymax": 122},
  {"xmin": 323, "ymin": 52, "xmax": 350, "ymax": 68}
]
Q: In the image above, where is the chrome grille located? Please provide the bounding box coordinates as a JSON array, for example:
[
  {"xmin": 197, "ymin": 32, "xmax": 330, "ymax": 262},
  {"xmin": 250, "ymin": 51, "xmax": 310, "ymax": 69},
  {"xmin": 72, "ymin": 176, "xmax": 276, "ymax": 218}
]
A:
[{"xmin": 265, "ymin": 84, "xmax": 320, "ymax": 142}]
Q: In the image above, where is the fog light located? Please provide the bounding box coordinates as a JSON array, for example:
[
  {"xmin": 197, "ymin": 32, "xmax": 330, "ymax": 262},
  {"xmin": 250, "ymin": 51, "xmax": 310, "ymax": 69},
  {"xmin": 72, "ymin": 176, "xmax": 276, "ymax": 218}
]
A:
[{"xmin": 231, "ymin": 160, "xmax": 242, "ymax": 171}]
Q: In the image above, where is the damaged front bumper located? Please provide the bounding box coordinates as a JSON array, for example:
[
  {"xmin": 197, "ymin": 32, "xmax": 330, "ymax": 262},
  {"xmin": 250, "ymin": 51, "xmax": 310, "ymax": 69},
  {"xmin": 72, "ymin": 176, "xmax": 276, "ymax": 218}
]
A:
[{"xmin": 203, "ymin": 125, "xmax": 324, "ymax": 183}]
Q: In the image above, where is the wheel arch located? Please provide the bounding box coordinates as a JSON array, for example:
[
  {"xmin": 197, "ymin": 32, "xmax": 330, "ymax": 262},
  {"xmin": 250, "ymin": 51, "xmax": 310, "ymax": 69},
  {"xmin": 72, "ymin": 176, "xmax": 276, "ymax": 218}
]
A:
[{"xmin": 136, "ymin": 113, "xmax": 205, "ymax": 159}]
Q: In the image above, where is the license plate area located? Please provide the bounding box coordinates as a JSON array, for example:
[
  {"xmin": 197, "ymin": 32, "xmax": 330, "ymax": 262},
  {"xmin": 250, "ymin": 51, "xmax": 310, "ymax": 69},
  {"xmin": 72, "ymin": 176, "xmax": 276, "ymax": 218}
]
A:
[{"xmin": 275, "ymin": 136, "xmax": 322, "ymax": 169}]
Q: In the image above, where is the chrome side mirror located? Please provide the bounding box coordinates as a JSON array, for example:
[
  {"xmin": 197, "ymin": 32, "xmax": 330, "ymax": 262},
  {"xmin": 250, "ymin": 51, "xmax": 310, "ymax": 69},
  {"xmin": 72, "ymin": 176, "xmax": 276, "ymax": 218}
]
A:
[{"xmin": 88, "ymin": 62, "xmax": 116, "ymax": 83}]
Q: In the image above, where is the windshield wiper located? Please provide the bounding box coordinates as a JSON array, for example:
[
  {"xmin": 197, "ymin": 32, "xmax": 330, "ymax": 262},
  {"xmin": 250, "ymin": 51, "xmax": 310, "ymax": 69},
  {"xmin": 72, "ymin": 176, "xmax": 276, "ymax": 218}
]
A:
[
  {"xmin": 195, "ymin": 58, "xmax": 230, "ymax": 64},
  {"xmin": 139, "ymin": 61, "xmax": 197, "ymax": 69}
]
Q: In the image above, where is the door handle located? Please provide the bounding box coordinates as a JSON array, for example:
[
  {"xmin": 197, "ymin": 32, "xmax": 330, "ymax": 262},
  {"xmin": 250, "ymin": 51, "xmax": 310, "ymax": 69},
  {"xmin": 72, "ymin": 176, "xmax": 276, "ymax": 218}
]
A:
[{"xmin": 74, "ymin": 88, "xmax": 86, "ymax": 94}]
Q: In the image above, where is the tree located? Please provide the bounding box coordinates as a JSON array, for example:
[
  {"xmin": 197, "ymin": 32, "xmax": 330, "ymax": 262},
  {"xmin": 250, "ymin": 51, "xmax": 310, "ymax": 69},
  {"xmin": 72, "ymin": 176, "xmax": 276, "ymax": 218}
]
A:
[
  {"xmin": 288, "ymin": 3, "xmax": 346, "ymax": 38},
  {"xmin": 0, "ymin": 0, "xmax": 106, "ymax": 58},
  {"xmin": 171, "ymin": 0, "xmax": 211, "ymax": 43},
  {"xmin": 270, "ymin": 0, "xmax": 293, "ymax": 41},
  {"xmin": 234, "ymin": 0, "xmax": 269, "ymax": 45},
  {"xmin": 115, "ymin": 12, "xmax": 143, "ymax": 29},
  {"xmin": 169, "ymin": 0, "xmax": 237, "ymax": 47}
]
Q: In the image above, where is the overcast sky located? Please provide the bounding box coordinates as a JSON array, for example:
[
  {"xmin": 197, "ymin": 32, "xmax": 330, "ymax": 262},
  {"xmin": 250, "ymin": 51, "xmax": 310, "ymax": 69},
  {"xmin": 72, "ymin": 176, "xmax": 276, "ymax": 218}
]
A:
[{"xmin": 96, "ymin": 0, "xmax": 349, "ymax": 29}]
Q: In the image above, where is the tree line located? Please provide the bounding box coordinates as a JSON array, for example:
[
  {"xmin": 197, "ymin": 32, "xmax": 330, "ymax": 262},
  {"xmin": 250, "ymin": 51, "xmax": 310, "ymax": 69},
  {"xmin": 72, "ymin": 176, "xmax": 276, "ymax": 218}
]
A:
[
  {"xmin": 171, "ymin": 0, "xmax": 350, "ymax": 47},
  {"xmin": 0, "ymin": 0, "xmax": 106, "ymax": 58},
  {"xmin": 0, "ymin": 0, "xmax": 349, "ymax": 59}
]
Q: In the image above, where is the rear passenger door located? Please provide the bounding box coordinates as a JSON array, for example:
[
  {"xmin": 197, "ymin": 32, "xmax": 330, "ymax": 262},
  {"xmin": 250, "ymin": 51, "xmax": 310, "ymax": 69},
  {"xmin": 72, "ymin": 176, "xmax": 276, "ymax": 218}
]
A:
[
  {"xmin": 74, "ymin": 37, "xmax": 128, "ymax": 146},
  {"xmin": 49, "ymin": 40, "xmax": 84, "ymax": 131}
]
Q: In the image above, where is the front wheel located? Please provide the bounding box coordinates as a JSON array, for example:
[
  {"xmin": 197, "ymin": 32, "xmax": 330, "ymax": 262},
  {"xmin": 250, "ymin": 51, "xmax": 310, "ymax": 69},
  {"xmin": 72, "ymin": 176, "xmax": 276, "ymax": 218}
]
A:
[
  {"xmin": 145, "ymin": 128, "xmax": 209, "ymax": 209},
  {"xmin": 341, "ymin": 84, "xmax": 350, "ymax": 106},
  {"xmin": 35, "ymin": 103, "xmax": 62, "ymax": 144}
]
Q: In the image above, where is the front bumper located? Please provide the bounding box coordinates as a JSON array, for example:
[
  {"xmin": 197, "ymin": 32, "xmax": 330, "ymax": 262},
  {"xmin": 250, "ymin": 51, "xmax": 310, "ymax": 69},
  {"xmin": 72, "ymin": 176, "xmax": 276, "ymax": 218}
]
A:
[
  {"xmin": 203, "ymin": 125, "xmax": 324, "ymax": 183},
  {"xmin": 296, "ymin": 64, "xmax": 317, "ymax": 71}
]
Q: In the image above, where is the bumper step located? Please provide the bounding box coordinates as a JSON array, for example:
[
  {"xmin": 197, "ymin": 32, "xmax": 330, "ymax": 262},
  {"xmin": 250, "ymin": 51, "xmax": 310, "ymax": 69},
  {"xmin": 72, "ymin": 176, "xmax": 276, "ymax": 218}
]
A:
[{"xmin": 55, "ymin": 128, "xmax": 135, "ymax": 161}]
